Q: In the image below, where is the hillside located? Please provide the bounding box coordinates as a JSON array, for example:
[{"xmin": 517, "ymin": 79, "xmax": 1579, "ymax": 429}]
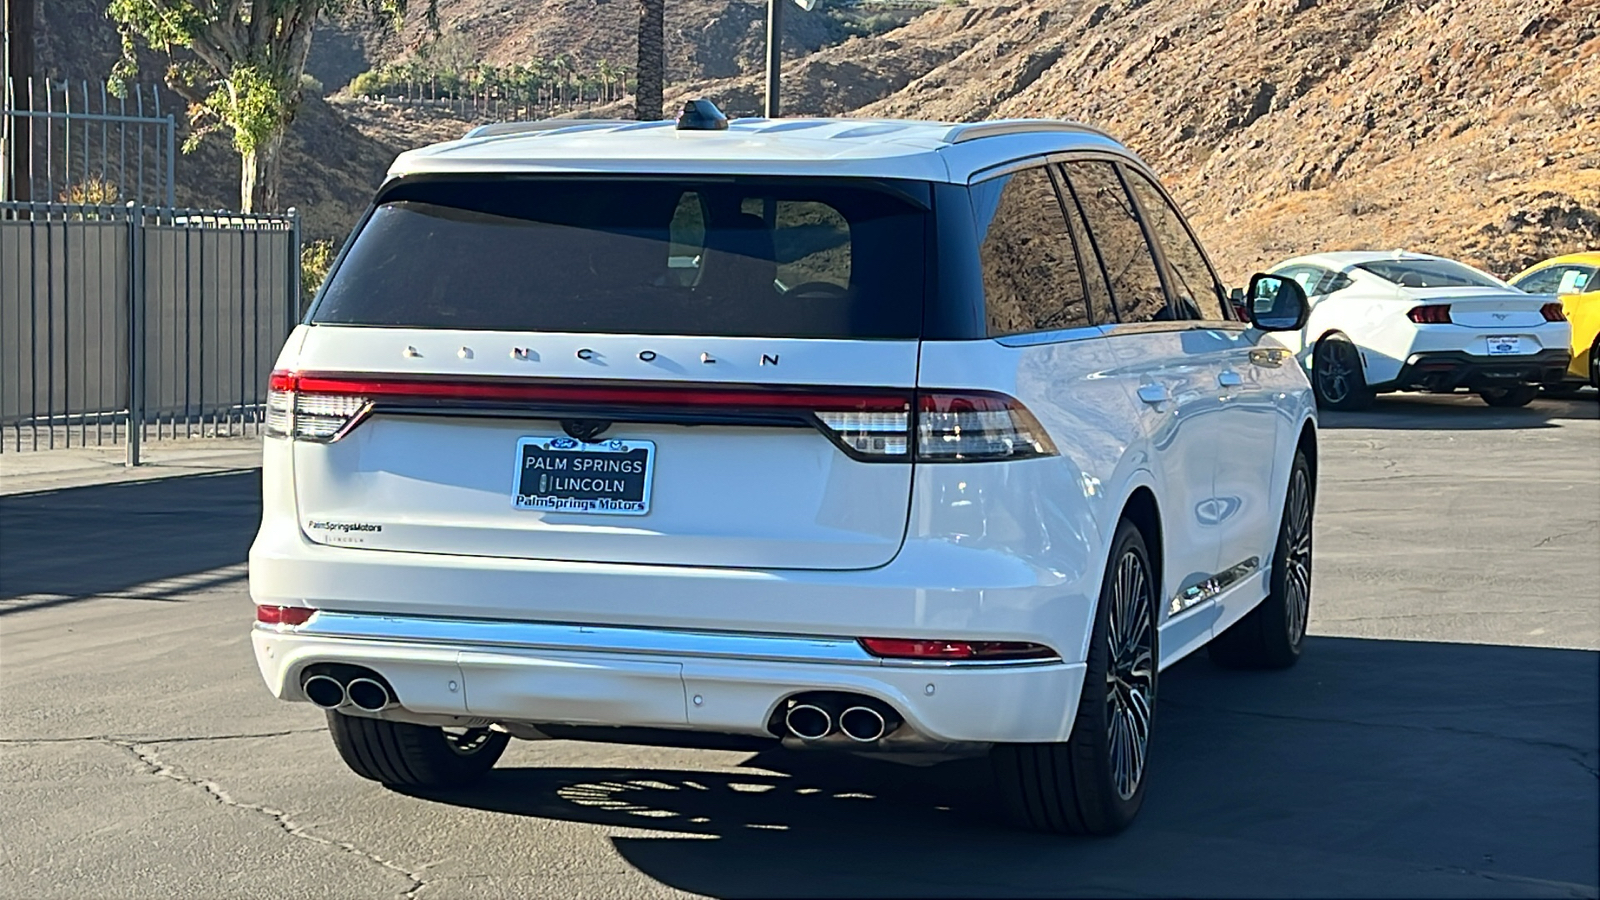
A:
[
  {"xmin": 670, "ymin": 0, "xmax": 1600, "ymax": 280},
  {"xmin": 30, "ymin": 0, "xmax": 1600, "ymax": 276}
]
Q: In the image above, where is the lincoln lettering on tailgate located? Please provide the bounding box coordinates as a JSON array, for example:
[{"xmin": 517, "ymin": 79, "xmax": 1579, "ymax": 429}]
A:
[{"xmin": 512, "ymin": 437, "xmax": 655, "ymax": 515}]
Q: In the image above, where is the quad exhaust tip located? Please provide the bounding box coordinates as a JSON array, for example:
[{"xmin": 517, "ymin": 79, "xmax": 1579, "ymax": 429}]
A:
[
  {"xmin": 303, "ymin": 674, "xmax": 347, "ymax": 710},
  {"xmin": 346, "ymin": 677, "xmax": 393, "ymax": 712},
  {"xmin": 839, "ymin": 705, "xmax": 889, "ymax": 743},
  {"xmin": 784, "ymin": 703, "xmax": 833, "ymax": 741}
]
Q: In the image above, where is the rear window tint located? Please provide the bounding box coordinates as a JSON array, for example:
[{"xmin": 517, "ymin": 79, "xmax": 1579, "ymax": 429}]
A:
[
  {"xmin": 1356, "ymin": 259, "xmax": 1501, "ymax": 289},
  {"xmin": 313, "ymin": 178, "xmax": 929, "ymax": 339}
]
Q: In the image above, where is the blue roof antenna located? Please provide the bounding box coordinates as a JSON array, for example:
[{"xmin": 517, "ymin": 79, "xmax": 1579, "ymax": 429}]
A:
[{"xmin": 676, "ymin": 99, "xmax": 729, "ymax": 131}]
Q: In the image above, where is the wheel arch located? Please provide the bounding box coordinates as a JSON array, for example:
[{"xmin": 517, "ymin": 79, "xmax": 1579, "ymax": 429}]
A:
[{"xmin": 1117, "ymin": 486, "xmax": 1164, "ymax": 614}]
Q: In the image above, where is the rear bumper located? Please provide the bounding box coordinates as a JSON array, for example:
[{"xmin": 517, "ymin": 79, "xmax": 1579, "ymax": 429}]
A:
[
  {"xmin": 1379, "ymin": 349, "xmax": 1572, "ymax": 392},
  {"xmin": 253, "ymin": 612, "xmax": 1087, "ymax": 744}
]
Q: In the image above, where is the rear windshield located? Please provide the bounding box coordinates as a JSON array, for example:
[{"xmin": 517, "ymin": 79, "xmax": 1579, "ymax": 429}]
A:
[
  {"xmin": 312, "ymin": 177, "xmax": 930, "ymax": 339},
  {"xmin": 1355, "ymin": 259, "xmax": 1502, "ymax": 289}
]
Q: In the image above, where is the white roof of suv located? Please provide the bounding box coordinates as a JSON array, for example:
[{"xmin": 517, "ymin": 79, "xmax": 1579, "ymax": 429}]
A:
[{"xmin": 387, "ymin": 117, "xmax": 1135, "ymax": 184}]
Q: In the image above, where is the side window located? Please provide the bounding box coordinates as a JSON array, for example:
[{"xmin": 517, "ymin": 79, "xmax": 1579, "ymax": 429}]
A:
[
  {"xmin": 1276, "ymin": 266, "xmax": 1321, "ymax": 296},
  {"xmin": 1512, "ymin": 267, "xmax": 1563, "ymax": 294},
  {"xmin": 1061, "ymin": 160, "xmax": 1167, "ymax": 324},
  {"xmin": 972, "ymin": 166, "xmax": 1092, "ymax": 336},
  {"xmin": 1124, "ymin": 171, "xmax": 1226, "ymax": 320}
]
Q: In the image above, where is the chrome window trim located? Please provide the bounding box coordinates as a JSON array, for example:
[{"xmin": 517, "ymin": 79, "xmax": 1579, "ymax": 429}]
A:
[
  {"xmin": 276, "ymin": 611, "xmax": 1063, "ymax": 668},
  {"xmin": 1101, "ymin": 320, "xmax": 1249, "ymax": 337},
  {"xmin": 994, "ymin": 324, "xmax": 1110, "ymax": 348}
]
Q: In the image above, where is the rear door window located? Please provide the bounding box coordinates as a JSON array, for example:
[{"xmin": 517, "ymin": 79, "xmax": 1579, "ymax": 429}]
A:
[
  {"xmin": 1060, "ymin": 161, "xmax": 1169, "ymax": 324},
  {"xmin": 1123, "ymin": 170, "xmax": 1227, "ymax": 321},
  {"xmin": 971, "ymin": 165, "xmax": 1094, "ymax": 336},
  {"xmin": 313, "ymin": 178, "xmax": 929, "ymax": 339}
]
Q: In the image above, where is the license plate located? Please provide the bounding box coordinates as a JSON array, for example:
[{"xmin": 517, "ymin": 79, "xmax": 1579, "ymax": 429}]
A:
[
  {"xmin": 511, "ymin": 437, "xmax": 654, "ymax": 516},
  {"xmin": 1486, "ymin": 336, "xmax": 1523, "ymax": 356}
]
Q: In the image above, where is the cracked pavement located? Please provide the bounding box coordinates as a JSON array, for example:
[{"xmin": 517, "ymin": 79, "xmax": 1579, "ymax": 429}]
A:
[{"xmin": 1, "ymin": 391, "xmax": 1596, "ymax": 898}]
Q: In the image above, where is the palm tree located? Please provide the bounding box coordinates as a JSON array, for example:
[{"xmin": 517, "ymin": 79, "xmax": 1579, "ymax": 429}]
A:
[
  {"xmin": 636, "ymin": 0, "xmax": 663, "ymax": 120},
  {"xmin": 598, "ymin": 59, "xmax": 617, "ymax": 104}
]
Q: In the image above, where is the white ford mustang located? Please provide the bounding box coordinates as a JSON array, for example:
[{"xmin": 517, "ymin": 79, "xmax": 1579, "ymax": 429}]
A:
[{"xmin": 1263, "ymin": 251, "xmax": 1573, "ymax": 409}]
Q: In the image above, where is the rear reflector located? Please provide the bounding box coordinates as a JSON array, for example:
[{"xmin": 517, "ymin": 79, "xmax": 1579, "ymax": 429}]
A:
[
  {"xmin": 1541, "ymin": 302, "xmax": 1567, "ymax": 322},
  {"xmin": 265, "ymin": 371, "xmax": 1055, "ymax": 463},
  {"xmin": 256, "ymin": 605, "xmax": 315, "ymax": 626},
  {"xmin": 1406, "ymin": 304, "xmax": 1453, "ymax": 324},
  {"xmin": 860, "ymin": 638, "xmax": 1058, "ymax": 661}
]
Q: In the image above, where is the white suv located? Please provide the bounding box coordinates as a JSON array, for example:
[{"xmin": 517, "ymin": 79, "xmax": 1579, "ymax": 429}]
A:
[{"xmin": 251, "ymin": 102, "xmax": 1318, "ymax": 835}]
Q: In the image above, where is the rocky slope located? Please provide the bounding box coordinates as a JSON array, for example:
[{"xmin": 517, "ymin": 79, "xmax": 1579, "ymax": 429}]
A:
[
  {"xmin": 671, "ymin": 0, "xmax": 1600, "ymax": 279},
  {"xmin": 30, "ymin": 0, "xmax": 1600, "ymax": 273}
]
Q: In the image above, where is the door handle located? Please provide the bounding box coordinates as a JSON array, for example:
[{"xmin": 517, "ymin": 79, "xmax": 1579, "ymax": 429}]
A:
[
  {"xmin": 1217, "ymin": 370, "xmax": 1243, "ymax": 388},
  {"xmin": 1137, "ymin": 383, "xmax": 1171, "ymax": 405}
]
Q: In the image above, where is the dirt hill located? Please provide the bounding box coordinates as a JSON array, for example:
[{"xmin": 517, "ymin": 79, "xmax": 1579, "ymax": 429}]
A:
[
  {"xmin": 30, "ymin": 0, "xmax": 1600, "ymax": 276},
  {"xmin": 312, "ymin": 0, "xmax": 872, "ymax": 92},
  {"xmin": 670, "ymin": 0, "xmax": 1600, "ymax": 280}
]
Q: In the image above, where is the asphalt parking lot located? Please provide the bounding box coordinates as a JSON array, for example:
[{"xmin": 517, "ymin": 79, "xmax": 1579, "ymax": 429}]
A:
[{"xmin": 2, "ymin": 392, "xmax": 1596, "ymax": 899}]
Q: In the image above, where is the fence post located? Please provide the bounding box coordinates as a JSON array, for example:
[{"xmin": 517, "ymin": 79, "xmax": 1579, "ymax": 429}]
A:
[
  {"xmin": 125, "ymin": 200, "xmax": 143, "ymax": 466},
  {"xmin": 287, "ymin": 206, "xmax": 301, "ymax": 323}
]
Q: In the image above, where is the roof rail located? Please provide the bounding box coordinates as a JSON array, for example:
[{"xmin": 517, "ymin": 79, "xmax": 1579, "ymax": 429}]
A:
[
  {"xmin": 463, "ymin": 119, "xmax": 634, "ymax": 140},
  {"xmin": 941, "ymin": 119, "xmax": 1113, "ymax": 144}
]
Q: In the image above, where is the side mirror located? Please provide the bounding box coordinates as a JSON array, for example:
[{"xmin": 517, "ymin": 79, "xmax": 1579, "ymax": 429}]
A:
[{"xmin": 1245, "ymin": 274, "xmax": 1309, "ymax": 332}]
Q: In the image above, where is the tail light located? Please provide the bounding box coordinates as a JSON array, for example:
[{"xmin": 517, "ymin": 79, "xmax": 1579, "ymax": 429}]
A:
[
  {"xmin": 1541, "ymin": 302, "xmax": 1567, "ymax": 322},
  {"xmin": 265, "ymin": 371, "xmax": 372, "ymax": 442},
  {"xmin": 914, "ymin": 391, "xmax": 1056, "ymax": 462},
  {"xmin": 1407, "ymin": 304, "xmax": 1453, "ymax": 324},
  {"xmin": 256, "ymin": 605, "xmax": 316, "ymax": 626},
  {"xmin": 265, "ymin": 372, "xmax": 1055, "ymax": 463},
  {"xmin": 860, "ymin": 637, "xmax": 1058, "ymax": 661}
]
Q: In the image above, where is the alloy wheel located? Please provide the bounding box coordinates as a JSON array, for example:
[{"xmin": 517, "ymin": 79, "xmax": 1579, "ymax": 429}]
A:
[
  {"xmin": 1105, "ymin": 548, "xmax": 1155, "ymax": 801},
  {"xmin": 1284, "ymin": 466, "xmax": 1313, "ymax": 646},
  {"xmin": 1315, "ymin": 341, "xmax": 1353, "ymax": 405}
]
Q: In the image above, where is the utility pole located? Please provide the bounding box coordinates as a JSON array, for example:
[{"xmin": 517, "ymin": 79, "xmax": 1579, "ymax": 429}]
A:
[{"xmin": 764, "ymin": 0, "xmax": 783, "ymax": 118}]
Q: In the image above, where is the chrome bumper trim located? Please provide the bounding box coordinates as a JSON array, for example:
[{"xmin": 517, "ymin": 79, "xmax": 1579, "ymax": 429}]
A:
[{"xmin": 267, "ymin": 612, "xmax": 1060, "ymax": 668}]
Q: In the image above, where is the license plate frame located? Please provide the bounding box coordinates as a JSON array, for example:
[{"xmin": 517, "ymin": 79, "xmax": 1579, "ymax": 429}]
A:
[
  {"xmin": 511, "ymin": 436, "xmax": 655, "ymax": 516},
  {"xmin": 1486, "ymin": 335, "xmax": 1523, "ymax": 356}
]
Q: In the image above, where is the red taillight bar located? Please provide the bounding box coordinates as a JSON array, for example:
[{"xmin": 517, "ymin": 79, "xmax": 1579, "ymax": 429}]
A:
[
  {"xmin": 1406, "ymin": 305, "xmax": 1452, "ymax": 324},
  {"xmin": 270, "ymin": 370, "xmax": 911, "ymax": 412},
  {"xmin": 1541, "ymin": 302, "xmax": 1567, "ymax": 322}
]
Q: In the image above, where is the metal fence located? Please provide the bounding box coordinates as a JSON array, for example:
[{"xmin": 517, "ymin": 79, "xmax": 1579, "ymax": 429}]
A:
[
  {"xmin": 0, "ymin": 201, "xmax": 300, "ymax": 462},
  {"xmin": 2, "ymin": 79, "xmax": 176, "ymax": 208}
]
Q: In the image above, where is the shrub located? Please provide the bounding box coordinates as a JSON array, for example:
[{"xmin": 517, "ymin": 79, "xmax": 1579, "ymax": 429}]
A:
[{"xmin": 300, "ymin": 239, "xmax": 336, "ymax": 311}]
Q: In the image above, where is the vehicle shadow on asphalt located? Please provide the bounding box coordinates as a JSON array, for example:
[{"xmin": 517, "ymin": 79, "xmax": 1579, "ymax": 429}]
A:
[
  {"xmin": 407, "ymin": 636, "xmax": 1598, "ymax": 898},
  {"xmin": 1318, "ymin": 392, "xmax": 1598, "ymax": 431},
  {"xmin": 0, "ymin": 471, "xmax": 259, "ymax": 609}
]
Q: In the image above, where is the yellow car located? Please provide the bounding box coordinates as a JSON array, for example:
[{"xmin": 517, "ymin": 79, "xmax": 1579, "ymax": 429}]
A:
[{"xmin": 1510, "ymin": 251, "xmax": 1600, "ymax": 393}]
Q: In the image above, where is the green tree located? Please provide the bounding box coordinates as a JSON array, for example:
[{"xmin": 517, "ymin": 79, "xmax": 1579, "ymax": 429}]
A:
[{"xmin": 107, "ymin": 0, "xmax": 438, "ymax": 213}]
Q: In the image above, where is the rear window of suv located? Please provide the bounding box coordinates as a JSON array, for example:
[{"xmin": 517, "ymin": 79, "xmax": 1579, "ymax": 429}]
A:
[
  {"xmin": 1355, "ymin": 259, "xmax": 1502, "ymax": 289},
  {"xmin": 312, "ymin": 177, "xmax": 930, "ymax": 339}
]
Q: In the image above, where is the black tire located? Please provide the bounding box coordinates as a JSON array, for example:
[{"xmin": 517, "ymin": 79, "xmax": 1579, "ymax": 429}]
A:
[
  {"xmin": 327, "ymin": 711, "xmax": 509, "ymax": 788},
  {"xmin": 1311, "ymin": 334, "xmax": 1375, "ymax": 411},
  {"xmin": 1479, "ymin": 385, "xmax": 1539, "ymax": 408},
  {"xmin": 1590, "ymin": 335, "xmax": 1599, "ymax": 390},
  {"xmin": 1210, "ymin": 448, "xmax": 1314, "ymax": 670},
  {"xmin": 992, "ymin": 519, "xmax": 1158, "ymax": 835}
]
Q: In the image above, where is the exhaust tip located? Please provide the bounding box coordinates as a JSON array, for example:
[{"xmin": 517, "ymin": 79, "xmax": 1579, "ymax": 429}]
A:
[
  {"xmin": 346, "ymin": 677, "xmax": 392, "ymax": 712},
  {"xmin": 303, "ymin": 674, "xmax": 347, "ymax": 710},
  {"xmin": 839, "ymin": 706, "xmax": 889, "ymax": 743},
  {"xmin": 784, "ymin": 703, "xmax": 833, "ymax": 741}
]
